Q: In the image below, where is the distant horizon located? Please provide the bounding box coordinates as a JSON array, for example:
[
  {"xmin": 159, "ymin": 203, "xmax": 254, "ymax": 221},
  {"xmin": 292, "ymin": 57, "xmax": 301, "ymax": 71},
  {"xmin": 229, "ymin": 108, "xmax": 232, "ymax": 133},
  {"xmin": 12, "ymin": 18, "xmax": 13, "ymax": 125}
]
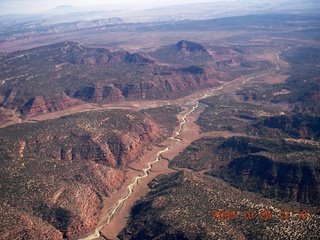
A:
[
  {"xmin": 0, "ymin": 0, "xmax": 318, "ymax": 17},
  {"xmin": 0, "ymin": 0, "xmax": 222, "ymax": 16}
]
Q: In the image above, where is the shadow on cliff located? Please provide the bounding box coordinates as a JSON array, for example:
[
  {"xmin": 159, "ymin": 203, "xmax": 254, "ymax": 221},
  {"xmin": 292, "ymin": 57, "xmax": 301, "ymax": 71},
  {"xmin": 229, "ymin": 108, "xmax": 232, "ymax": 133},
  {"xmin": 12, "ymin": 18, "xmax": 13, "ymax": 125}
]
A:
[{"xmin": 33, "ymin": 200, "xmax": 72, "ymax": 238}]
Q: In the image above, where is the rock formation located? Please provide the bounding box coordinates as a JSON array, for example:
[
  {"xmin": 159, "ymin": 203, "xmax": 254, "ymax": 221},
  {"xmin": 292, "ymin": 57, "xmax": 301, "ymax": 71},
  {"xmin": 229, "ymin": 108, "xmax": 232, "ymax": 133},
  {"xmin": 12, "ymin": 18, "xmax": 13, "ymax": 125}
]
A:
[{"xmin": 0, "ymin": 107, "xmax": 179, "ymax": 239}]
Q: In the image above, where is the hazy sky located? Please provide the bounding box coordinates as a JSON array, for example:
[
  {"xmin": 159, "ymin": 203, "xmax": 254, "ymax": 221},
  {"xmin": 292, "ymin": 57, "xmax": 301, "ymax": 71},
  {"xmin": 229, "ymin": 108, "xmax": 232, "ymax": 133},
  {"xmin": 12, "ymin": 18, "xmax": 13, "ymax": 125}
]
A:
[{"xmin": 0, "ymin": 0, "xmax": 231, "ymax": 15}]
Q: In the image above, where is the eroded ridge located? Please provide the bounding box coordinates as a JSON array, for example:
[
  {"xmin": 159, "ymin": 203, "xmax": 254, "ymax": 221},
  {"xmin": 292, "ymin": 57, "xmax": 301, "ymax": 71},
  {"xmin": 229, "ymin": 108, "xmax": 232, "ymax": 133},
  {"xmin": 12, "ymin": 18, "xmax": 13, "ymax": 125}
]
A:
[{"xmin": 79, "ymin": 86, "xmax": 223, "ymax": 240}]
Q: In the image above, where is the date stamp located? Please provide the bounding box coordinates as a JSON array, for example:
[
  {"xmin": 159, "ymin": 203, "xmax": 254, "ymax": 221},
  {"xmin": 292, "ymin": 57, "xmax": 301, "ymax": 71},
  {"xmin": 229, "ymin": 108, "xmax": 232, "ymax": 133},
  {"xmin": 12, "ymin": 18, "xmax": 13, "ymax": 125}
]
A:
[{"xmin": 212, "ymin": 209, "xmax": 309, "ymax": 220}]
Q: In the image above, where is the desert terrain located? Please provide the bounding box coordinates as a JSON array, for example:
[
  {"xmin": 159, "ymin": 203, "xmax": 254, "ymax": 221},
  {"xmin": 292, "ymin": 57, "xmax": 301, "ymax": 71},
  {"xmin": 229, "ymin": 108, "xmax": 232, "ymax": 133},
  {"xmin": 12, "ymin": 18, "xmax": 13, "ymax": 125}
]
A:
[{"xmin": 1, "ymin": 1, "xmax": 320, "ymax": 239}]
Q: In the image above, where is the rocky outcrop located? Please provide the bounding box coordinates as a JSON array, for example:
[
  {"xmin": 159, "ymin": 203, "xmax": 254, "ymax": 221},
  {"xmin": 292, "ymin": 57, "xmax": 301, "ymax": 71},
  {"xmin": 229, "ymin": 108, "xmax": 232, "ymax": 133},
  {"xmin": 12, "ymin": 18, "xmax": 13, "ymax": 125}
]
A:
[
  {"xmin": 0, "ymin": 107, "xmax": 12, "ymax": 125},
  {"xmin": 256, "ymin": 114, "xmax": 320, "ymax": 140},
  {"xmin": 0, "ymin": 203, "xmax": 63, "ymax": 240},
  {"xmin": 72, "ymin": 68, "xmax": 218, "ymax": 103},
  {"xmin": 0, "ymin": 89, "xmax": 82, "ymax": 117},
  {"xmin": 0, "ymin": 162, "xmax": 126, "ymax": 239},
  {"xmin": 56, "ymin": 43, "xmax": 155, "ymax": 65},
  {"xmin": 0, "ymin": 41, "xmax": 221, "ymax": 117},
  {"xmin": 223, "ymin": 155, "xmax": 320, "ymax": 205},
  {"xmin": 216, "ymin": 58, "xmax": 253, "ymax": 69},
  {"xmin": 171, "ymin": 136, "xmax": 320, "ymax": 206},
  {"xmin": 19, "ymin": 92, "xmax": 82, "ymax": 116},
  {"xmin": 119, "ymin": 171, "xmax": 320, "ymax": 240},
  {"xmin": 177, "ymin": 40, "xmax": 210, "ymax": 55},
  {"xmin": 124, "ymin": 52, "xmax": 156, "ymax": 64},
  {"xmin": 0, "ymin": 108, "xmax": 171, "ymax": 239},
  {"xmin": 7, "ymin": 113, "xmax": 161, "ymax": 168},
  {"xmin": 294, "ymin": 86, "xmax": 320, "ymax": 113},
  {"xmin": 73, "ymin": 84, "xmax": 125, "ymax": 102},
  {"xmin": 149, "ymin": 40, "xmax": 213, "ymax": 65}
]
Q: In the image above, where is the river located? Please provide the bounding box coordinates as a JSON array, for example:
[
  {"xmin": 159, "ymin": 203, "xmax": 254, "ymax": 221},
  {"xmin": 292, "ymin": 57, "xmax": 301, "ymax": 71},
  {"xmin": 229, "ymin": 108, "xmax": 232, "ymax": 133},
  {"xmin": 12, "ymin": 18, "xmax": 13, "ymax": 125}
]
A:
[{"xmin": 79, "ymin": 88, "xmax": 221, "ymax": 240}]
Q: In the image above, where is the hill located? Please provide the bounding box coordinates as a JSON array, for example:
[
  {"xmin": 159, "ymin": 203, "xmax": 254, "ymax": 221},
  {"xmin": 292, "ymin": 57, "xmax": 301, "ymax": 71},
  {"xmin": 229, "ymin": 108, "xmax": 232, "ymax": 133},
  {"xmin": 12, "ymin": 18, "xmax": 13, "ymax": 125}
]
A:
[
  {"xmin": 0, "ymin": 106, "xmax": 181, "ymax": 239},
  {"xmin": 119, "ymin": 171, "xmax": 320, "ymax": 239},
  {"xmin": 0, "ymin": 41, "xmax": 219, "ymax": 118},
  {"xmin": 149, "ymin": 40, "xmax": 213, "ymax": 66}
]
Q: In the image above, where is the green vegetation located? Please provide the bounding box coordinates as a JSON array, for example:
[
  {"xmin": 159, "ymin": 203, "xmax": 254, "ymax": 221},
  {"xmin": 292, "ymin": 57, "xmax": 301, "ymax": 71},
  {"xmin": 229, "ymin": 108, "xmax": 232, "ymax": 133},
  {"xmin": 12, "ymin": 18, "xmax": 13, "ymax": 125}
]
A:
[
  {"xmin": 142, "ymin": 105, "xmax": 183, "ymax": 138},
  {"xmin": 237, "ymin": 47, "xmax": 320, "ymax": 114},
  {"xmin": 0, "ymin": 106, "xmax": 181, "ymax": 238},
  {"xmin": 119, "ymin": 171, "xmax": 320, "ymax": 240},
  {"xmin": 1, "ymin": 13, "xmax": 320, "ymax": 240},
  {"xmin": 170, "ymin": 134, "xmax": 320, "ymax": 205},
  {"xmin": 197, "ymin": 94, "xmax": 281, "ymax": 134},
  {"xmin": 197, "ymin": 92, "xmax": 320, "ymax": 140}
]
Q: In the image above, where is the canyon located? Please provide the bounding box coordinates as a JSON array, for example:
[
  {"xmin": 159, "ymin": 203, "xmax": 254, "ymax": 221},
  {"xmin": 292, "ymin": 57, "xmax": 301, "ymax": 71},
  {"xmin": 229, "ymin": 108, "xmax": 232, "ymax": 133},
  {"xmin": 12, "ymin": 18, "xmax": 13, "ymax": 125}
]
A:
[{"xmin": 0, "ymin": 10, "xmax": 320, "ymax": 240}]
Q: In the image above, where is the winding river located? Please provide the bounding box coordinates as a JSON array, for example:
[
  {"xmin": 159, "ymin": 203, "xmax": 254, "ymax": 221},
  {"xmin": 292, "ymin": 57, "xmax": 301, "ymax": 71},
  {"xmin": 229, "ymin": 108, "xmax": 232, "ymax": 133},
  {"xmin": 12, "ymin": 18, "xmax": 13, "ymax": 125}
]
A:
[{"xmin": 79, "ymin": 92, "xmax": 215, "ymax": 240}]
